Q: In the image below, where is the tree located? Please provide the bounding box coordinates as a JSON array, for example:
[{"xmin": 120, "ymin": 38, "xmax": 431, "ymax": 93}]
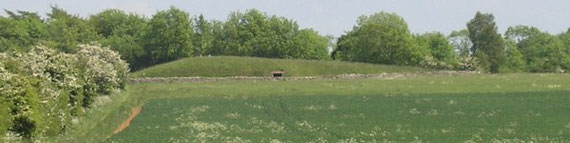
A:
[
  {"xmin": 414, "ymin": 32, "xmax": 457, "ymax": 67},
  {"xmin": 467, "ymin": 12, "xmax": 506, "ymax": 73},
  {"xmin": 192, "ymin": 14, "xmax": 213, "ymax": 56},
  {"xmin": 46, "ymin": 6, "xmax": 99, "ymax": 52},
  {"xmin": 209, "ymin": 9, "xmax": 329, "ymax": 60},
  {"xmin": 89, "ymin": 9, "xmax": 148, "ymax": 70},
  {"xmin": 258, "ymin": 15, "xmax": 298, "ymax": 58},
  {"xmin": 99, "ymin": 35, "xmax": 145, "ymax": 70},
  {"xmin": 144, "ymin": 6, "xmax": 193, "ymax": 65},
  {"xmin": 505, "ymin": 25, "xmax": 570, "ymax": 72},
  {"xmin": 0, "ymin": 10, "xmax": 48, "ymax": 52},
  {"xmin": 89, "ymin": 9, "xmax": 147, "ymax": 37},
  {"xmin": 288, "ymin": 29, "xmax": 330, "ymax": 60},
  {"xmin": 208, "ymin": 20, "xmax": 226, "ymax": 55},
  {"xmin": 0, "ymin": 16, "xmax": 29, "ymax": 52},
  {"xmin": 559, "ymin": 28, "xmax": 570, "ymax": 54},
  {"xmin": 502, "ymin": 38, "xmax": 526, "ymax": 72},
  {"xmin": 224, "ymin": 9, "xmax": 278, "ymax": 57},
  {"xmin": 448, "ymin": 29, "xmax": 472, "ymax": 57},
  {"xmin": 334, "ymin": 12, "xmax": 425, "ymax": 65}
]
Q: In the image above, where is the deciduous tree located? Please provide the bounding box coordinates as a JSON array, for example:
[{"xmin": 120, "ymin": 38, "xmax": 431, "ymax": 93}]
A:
[
  {"xmin": 144, "ymin": 6, "xmax": 193, "ymax": 65},
  {"xmin": 334, "ymin": 12, "xmax": 425, "ymax": 65},
  {"xmin": 467, "ymin": 12, "xmax": 506, "ymax": 73}
]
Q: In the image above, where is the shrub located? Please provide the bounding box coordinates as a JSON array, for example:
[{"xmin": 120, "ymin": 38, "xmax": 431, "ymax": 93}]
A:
[
  {"xmin": 0, "ymin": 73, "xmax": 42, "ymax": 138},
  {"xmin": 17, "ymin": 46, "xmax": 85, "ymax": 118},
  {"xmin": 76, "ymin": 43, "xmax": 129, "ymax": 95},
  {"xmin": 420, "ymin": 55, "xmax": 455, "ymax": 70},
  {"xmin": 0, "ymin": 61, "xmax": 14, "ymax": 138},
  {"xmin": 0, "ymin": 44, "xmax": 128, "ymax": 139},
  {"xmin": 455, "ymin": 56, "xmax": 481, "ymax": 71},
  {"xmin": 0, "ymin": 100, "xmax": 10, "ymax": 139}
]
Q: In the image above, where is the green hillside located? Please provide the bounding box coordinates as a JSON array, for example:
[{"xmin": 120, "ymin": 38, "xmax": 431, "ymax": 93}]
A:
[{"xmin": 131, "ymin": 56, "xmax": 428, "ymax": 77}]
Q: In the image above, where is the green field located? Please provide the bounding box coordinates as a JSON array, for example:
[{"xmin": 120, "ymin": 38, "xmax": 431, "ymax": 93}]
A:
[
  {"xmin": 74, "ymin": 73, "xmax": 570, "ymax": 142},
  {"xmin": 131, "ymin": 56, "xmax": 427, "ymax": 77}
]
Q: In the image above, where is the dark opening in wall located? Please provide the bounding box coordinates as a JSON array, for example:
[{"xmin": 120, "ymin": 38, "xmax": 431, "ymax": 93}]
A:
[{"xmin": 271, "ymin": 70, "xmax": 285, "ymax": 78}]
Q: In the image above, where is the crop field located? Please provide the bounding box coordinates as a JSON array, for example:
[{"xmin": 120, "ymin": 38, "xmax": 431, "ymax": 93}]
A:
[{"xmin": 102, "ymin": 74, "xmax": 570, "ymax": 142}]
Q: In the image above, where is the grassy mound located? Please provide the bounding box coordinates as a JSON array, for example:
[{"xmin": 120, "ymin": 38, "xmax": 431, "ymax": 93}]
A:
[{"xmin": 131, "ymin": 56, "xmax": 428, "ymax": 77}]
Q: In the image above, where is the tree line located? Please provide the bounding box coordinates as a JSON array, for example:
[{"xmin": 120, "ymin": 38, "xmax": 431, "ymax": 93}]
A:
[
  {"xmin": 1, "ymin": 6, "xmax": 570, "ymax": 73},
  {"xmin": 0, "ymin": 6, "xmax": 331, "ymax": 71},
  {"xmin": 333, "ymin": 12, "xmax": 570, "ymax": 73}
]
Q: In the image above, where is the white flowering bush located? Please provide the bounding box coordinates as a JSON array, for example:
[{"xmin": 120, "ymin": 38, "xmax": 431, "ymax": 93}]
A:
[
  {"xmin": 455, "ymin": 56, "xmax": 481, "ymax": 71},
  {"xmin": 76, "ymin": 43, "xmax": 129, "ymax": 106},
  {"xmin": 19, "ymin": 46, "xmax": 81, "ymax": 90},
  {"xmin": 16, "ymin": 46, "xmax": 86, "ymax": 117},
  {"xmin": 0, "ymin": 60, "xmax": 14, "ymax": 138},
  {"xmin": 420, "ymin": 55, "xmax": 455, "ymax": 70},
  {"xmin": 0, "ymin": 68, "xmax": 42, "ymax": 138},
  {"xmin": 0, "ymin": 44, "xmax": 128, "ymax": 139}
]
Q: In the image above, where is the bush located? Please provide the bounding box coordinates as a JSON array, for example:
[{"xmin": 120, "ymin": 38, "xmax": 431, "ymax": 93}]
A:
[
  {"xmin": 0, "ymin": 61, "xmax": 14, "ymax": 138},
  {"xmin": 0, "ymin": 73, "xmax": 42, "ymax": 138},
  {"xmin": 0, "ymin": 44, "xmax": 128, "ymax": 139},
  {"xmin": 420, "ymin": 55, "xmax": 455, "ymax": 70},
  {"xmin": 76, "ymin": 43, "xmax": 129, "ymax": 95},
  {"xmin": 455, "ymin": 56, "xmax": 481, "ymax": 71},
  {"xmin": 0, "ymin": 101, "xmax": 10, "ymax": 139},
  {"xmin": 18, "ymin": 46, "xmax": 85, "ymax": 118}
]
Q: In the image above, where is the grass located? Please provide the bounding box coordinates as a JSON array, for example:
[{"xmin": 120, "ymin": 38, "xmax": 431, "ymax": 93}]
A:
[
  {"xmin": 96, "ymin": 73, "xmax": 570, "ymax": 142},
  {"xmin": 47, "ymin": 90, "xmax": 145, "ymax": 142},
  {"xmin": 130, "ymin": 56, "xmax": 427, "ymax": 77}
]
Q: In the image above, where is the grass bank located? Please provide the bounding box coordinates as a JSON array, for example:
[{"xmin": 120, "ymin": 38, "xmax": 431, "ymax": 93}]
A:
[{"xmin": 131, "ymin": 56, "xmax": 428, "ymax": 78}]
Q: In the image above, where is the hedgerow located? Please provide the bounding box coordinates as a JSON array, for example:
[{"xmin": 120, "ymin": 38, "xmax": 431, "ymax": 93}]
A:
[{"xmin": 0, "ymin": 44, "xmax": 128, "ymax": 140}]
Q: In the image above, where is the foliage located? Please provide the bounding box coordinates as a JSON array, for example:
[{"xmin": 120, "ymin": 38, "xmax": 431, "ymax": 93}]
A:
[
  {"xmin": 505, "ymin": 25, "xmax": 570, "ymax": 73},
  {"xmin": 501, "ymin": 38, "xmax": 526, "ymax": 72},
  {"xmin": 208, "ymin": 9, "xmax": 330, "ymax": 60},
  {"xmin": 0, "ymin": 99, "xmax": 10, "ymax": 138},
  {"xmin": 144, "ymin": 7, "xmax": 194, "ymax": 65},
  {"xmin": 99, "ymin": 35, "xmax": 145, "ymax": 70},
  {"xmin": 455, "ymin": 56, "xmax": 480, "ymax": 71},
  {"xmin": 0, "ymin": 44, "xmax": 127, "ymax": 140},
  {"xmin": 2, "ymin": 7, "xmax": 570, "ymax": 74},
  {"xmin": 46, "ymin": 6, "xmax": 99, "ymax": 52},
  {"xmin": 76, "ymin": 44, "xmax": 129, "ymax": 94},
  {"xmin": 448, "ymin": 29, "xmax": 472, "ymax": 57},
  {"xmin": 467, "ymin": 12, "xmax": 506, "ymax": 73},
  {"xmin": 0, "ymin": 59, "xmax": 14, "ymax": 138},
  {"xmin": 287, "ymin": 29, "xmax": 330, "ymax": 60},
  {"xmin": 0, "ymin": 73, "xmax": 42, "ymax": 139},
  {"xmin": 560, "ymin": 29, "xmax": 570, "ymax": 54},
  {"xmin": 0, "ymin": 11, "xmax": 48, "ymax": 52},
  {"xmin": 414, "ymin": 32, "xmax": 457, "ymax": 69},
  {"xmin": 90, "ymin": 9, "xmax": 147, "ymax": 70},
  {"xmin": 192, "ymin": 14, "xmax": 214, "ymax": 56},
  {"xmin": 333, "ymin": 12, "xmax": 425, "ymax": 65}
]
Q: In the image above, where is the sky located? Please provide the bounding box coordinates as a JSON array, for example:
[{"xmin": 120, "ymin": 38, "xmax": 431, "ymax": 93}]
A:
[{"xmin": 1, "ymin": 0, "xmax": 569, "ymax": 37}]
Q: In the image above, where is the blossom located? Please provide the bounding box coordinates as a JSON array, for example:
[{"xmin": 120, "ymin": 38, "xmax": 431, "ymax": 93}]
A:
[{"xmin": 0, "ymin": 43, "xmax": 129, "ymax": 139}]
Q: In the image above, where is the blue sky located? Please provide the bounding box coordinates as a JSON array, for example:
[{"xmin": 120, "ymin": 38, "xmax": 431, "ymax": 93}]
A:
[{"xmin": 1, "ymin": 0, "xmax": 569, "ymax": 37}]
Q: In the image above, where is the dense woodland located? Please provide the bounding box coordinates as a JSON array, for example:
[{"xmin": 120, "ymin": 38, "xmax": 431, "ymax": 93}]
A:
[
  {"xmin": 1, "ymin": 6, "xmax": 570, "ymax": 140},
  {"xmin": 1, "ymin": 6, "xmax": 331, "ymax": 71}
]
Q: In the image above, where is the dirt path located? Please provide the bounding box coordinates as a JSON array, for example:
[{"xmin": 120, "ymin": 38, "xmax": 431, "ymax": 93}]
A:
[{"xmin": 111, "ymin": 106, "xmax": 142, "ymax": 135}]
